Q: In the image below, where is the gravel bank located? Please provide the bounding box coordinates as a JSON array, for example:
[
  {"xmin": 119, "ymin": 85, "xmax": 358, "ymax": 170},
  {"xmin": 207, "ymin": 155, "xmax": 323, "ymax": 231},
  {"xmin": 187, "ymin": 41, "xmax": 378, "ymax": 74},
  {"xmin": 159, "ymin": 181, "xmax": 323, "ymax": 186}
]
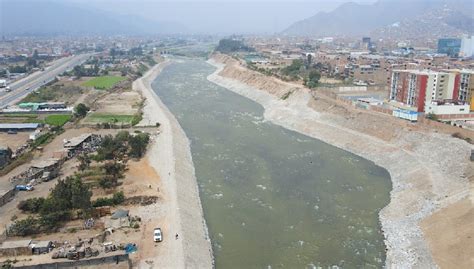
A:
[
  {"xmin": 133, "ymin": 60, "xmax": 214, "ymax": 268},
  {"xmin": 207, "ymin": 58, "xmax": 471, "ymax": 268}
]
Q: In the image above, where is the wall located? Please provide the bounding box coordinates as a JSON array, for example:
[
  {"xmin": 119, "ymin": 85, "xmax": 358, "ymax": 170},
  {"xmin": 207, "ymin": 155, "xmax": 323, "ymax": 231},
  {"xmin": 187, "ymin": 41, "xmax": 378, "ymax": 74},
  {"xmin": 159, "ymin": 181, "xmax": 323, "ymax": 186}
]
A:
[
  {"xmin": 0, "ymin": 188, "xmax": 16, "ymax": 207},
  {"xmin": 14, "ymin": 253, "xmax": 131, "ymax": 269}
]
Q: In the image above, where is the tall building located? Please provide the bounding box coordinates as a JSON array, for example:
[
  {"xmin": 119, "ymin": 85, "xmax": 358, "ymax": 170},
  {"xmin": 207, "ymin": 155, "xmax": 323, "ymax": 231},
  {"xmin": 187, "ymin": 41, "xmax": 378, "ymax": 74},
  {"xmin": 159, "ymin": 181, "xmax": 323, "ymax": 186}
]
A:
[
  {"xmin": 444, "ymin": 69, "xmax": 474, "ymax": 111},
  {"xmin": 460, "ymin": 36, "xmax": 474, "ymax": 58},
  {"xmin": 389, "ymin": 69, "xmax": 465, "ymax": 112},
  {"xmin": 437, "ymin": 38, "xmax": 462, "ymax": 57}
]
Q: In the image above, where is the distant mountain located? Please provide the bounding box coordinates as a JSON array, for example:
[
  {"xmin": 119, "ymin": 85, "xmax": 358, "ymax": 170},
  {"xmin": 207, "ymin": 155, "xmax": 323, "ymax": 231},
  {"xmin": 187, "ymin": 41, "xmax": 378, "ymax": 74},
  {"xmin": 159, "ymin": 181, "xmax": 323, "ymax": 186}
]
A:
[
  {"xmin": 283, "ymin": 0, "xmax": 474, "ymax": 38},
  {"xmin": 0, "ymin": 0, "xmax": 187, "ymax": 36}
]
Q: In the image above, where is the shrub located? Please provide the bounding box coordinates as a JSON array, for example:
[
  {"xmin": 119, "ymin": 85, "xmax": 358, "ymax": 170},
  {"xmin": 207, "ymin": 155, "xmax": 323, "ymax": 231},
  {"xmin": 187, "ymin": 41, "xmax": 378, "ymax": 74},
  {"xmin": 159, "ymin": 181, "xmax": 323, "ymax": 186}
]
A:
[
  {"xmin": 17, "ymin": 197, "xmax": 45, "ymax": 213},
  {"xmin": 74, "ymin": 103, "xmax": 90, "ymax": 118},
  {"xmin": 8, "ymin": 217, "xmax": 39, "ymax": 236},
  {"xmin": 92, "ymin": 191, "xmax": 125, "ymax": 207}
]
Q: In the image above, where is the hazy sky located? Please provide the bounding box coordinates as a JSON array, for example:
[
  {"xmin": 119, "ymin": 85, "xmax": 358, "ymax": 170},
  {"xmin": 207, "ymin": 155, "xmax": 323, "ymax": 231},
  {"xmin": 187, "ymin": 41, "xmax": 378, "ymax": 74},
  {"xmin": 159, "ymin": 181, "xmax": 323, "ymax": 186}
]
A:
[{"xmin": 67, "ymin": 0, "xmax": 378, "ymax": 34}]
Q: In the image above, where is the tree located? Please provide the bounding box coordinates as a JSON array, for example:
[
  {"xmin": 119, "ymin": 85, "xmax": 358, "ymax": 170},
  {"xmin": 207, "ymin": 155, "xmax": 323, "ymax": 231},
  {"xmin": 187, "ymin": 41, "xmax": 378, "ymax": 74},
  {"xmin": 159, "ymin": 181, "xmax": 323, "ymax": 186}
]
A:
[
  {"xmin": 77, "ymin": 153, "xmax": 91, "ymax": 170},
  {"xmin": 101, "ymin": 161, "xmax": 125, "ymax": 188},
  {"xmin": 306, "ymin": 69, "xmax": 321, "ymax": 89},
  {"xmin": 128, "ymin": 133, "xmax": 150, "ymax": 158},
  {"xmin": 74, "ymin": 103, "xmax": 90, "ymax": 118},
  {"xmin": 306, "ymin": 54, "xmax": 313, "ymax": 68}
]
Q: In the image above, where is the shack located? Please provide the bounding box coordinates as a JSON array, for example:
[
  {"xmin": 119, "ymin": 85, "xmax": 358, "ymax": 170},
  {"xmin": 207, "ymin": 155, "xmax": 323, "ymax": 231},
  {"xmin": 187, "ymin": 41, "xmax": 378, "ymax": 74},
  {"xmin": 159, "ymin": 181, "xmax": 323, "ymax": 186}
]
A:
[
  {"xmin": 31, "ymin": 159, "xmax": 61, "ymax": 182},
  {"xmin": 0, "ymin": 239, "xmax": 32, "ymax": 257},
  {"xmin": 64, "ymin": 133, "xmax": 101, "ymax": 157},
  {"xmin": 31, "ymin": 240, "xmax": 53, "ymax": 255}
]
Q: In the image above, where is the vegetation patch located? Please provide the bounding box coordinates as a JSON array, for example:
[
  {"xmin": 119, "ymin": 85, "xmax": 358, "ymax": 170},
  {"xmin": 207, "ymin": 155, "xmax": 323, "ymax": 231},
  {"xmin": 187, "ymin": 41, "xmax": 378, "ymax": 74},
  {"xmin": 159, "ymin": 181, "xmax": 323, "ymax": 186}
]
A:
[
  {"xmin": 21, "ymin": 84, "xmax": 84, "ymax": 103},
  {"xmin": 216, "ymin": 39, "xmax": 254, "ymax": 54},
  {"xmin": 84, "ymin": 113, "xmax": 135, "ymax": 124},
  {"xmin": 45, "ymin": 114, "xmax": 71, "ymax": 126},
  {"xmin": 82, "ymin": 76, "xmax": 126, "ymax": 90},
  {"xmin": 9, "ymin": 176, "xmax": 91, "ymax": 236},
  {"xmin": 92, "ymin": 192, "xmax": 125, "ymax": 207}
]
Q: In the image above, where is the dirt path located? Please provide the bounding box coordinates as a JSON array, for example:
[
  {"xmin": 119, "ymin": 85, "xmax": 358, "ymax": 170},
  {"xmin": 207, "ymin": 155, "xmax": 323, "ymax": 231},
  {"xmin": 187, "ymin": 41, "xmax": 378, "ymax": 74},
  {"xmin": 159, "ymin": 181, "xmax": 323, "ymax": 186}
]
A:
[
  {"xmin": 132, "ymin": 60, "xmax": 213, "ymax": 269},
  {"xmin": 207, "ymin": 56, "xmax": 472, "ymax": 268}
]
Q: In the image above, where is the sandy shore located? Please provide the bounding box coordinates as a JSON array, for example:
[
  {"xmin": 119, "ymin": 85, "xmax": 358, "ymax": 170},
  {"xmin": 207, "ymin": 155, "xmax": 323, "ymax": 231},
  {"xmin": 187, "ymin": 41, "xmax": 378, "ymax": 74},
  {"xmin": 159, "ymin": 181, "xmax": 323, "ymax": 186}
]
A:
[
  {"xmin": 133, "ymin": 60, "xmax": 214, "ymax": 268},
  {"xmin": 207, "ymin": 58, "xmax": 472, "ymax": 268}
]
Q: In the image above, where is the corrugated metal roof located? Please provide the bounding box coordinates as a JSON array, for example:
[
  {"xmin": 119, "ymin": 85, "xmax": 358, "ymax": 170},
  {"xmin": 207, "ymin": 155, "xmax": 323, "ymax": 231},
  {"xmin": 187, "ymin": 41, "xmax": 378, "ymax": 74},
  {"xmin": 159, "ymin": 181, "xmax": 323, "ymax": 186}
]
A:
[{"xmin": 0, "ymin": 123, "xmax": 40, "ymax": 129}]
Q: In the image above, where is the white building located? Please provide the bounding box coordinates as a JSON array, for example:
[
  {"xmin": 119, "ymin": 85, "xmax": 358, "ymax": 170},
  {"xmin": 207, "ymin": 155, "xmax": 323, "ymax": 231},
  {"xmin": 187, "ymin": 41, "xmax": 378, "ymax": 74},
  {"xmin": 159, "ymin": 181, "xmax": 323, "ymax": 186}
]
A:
[
  {"xmin": 460, "ymin": 35, "xmax": 474, "ymax": 58},
  {"xmin": 425, "ymin": 100, "xmax": 470, "ymax": 115}
]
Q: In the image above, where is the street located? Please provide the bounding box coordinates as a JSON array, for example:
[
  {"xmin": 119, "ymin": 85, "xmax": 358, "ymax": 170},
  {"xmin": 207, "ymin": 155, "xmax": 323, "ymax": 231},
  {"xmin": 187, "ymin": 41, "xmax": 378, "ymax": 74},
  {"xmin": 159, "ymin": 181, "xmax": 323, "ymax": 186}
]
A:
[{"xmin": 0, "ymin": 53, "xmax": 93, "ymax": 108}]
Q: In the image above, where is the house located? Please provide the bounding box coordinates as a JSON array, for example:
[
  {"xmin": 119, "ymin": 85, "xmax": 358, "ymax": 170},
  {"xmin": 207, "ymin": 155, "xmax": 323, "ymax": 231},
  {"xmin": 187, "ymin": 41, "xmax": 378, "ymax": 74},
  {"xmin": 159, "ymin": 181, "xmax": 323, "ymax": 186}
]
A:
[
  {"xmin": 31, "ymin": 159, "xmax": 61, "ymax": 181},
  {"xmin": 31, "ymin": 241, "xmax": 53, "ymax": 255}
]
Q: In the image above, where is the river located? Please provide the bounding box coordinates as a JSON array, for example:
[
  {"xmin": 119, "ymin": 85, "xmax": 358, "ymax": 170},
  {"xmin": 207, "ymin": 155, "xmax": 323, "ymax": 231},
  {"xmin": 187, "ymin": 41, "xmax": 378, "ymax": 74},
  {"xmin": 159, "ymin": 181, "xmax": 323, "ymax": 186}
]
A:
[{"xmin": 151, "ymin": 58, "xmax": 392, "ymax": 268}]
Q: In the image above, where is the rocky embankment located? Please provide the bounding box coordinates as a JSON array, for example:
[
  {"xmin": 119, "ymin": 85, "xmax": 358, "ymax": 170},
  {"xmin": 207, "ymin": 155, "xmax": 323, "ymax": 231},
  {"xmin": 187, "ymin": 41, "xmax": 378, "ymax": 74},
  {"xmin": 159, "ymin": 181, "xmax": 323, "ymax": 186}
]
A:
[
  {"xmin": 134, "ymin": 60, "xmax": 214, "ymax": 268},
  {"xmin": 208, "ymin": 54, "xmax": 472, "ymax": 268}
]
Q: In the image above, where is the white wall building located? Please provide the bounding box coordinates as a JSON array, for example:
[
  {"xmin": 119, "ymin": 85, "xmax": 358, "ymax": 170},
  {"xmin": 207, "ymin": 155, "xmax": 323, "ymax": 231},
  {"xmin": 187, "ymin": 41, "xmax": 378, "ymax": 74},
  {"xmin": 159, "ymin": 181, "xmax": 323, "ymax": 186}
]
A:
[
  {"xmin": 460, "ymin": 35, "xmax": 474, "ymax": 58},
  {"xmin": 425, "ymin": 100, "xmax": 470, "ymax": 115}
]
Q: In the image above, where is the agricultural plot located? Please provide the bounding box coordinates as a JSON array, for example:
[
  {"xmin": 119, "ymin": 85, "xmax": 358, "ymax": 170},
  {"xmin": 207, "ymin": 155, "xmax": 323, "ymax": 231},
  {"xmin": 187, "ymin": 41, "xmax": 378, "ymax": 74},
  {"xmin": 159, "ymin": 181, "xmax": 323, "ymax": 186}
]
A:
[
  {"xmin": 44, "ymin": 114, "xmax": 72, "ymax": 126},
  {"xmin": 83, "ymin": 113, "xmax": 135, "ymax": 124},
  {"xmin": 0, "ymin": 114, "xmax": 71, "ymax": 126}
]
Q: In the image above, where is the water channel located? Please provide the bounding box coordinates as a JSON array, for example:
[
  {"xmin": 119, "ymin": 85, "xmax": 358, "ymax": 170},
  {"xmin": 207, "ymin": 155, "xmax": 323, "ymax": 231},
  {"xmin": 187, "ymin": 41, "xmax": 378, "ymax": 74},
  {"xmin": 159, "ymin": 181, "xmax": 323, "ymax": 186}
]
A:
[{"xmin": 151, "ymin": 58, "xmax": 392, "ymax": 268}]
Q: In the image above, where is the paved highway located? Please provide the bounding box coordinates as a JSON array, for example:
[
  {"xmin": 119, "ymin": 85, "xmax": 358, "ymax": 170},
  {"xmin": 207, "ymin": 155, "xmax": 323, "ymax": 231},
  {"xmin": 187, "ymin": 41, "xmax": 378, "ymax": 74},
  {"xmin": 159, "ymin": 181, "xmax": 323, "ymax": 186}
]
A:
[{"xmin": 0, "ymin": 54, "xmax": 93, "ymax": 108}]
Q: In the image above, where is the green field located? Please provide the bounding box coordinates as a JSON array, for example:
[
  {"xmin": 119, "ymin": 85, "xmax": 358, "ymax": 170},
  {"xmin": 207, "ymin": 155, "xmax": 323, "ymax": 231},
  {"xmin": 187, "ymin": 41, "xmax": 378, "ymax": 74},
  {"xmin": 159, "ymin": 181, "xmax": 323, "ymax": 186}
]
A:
[
  {"xmin": 0, "ymin": 114, "xmax": 70, "ymax": 125},
  {"xmin": 45, "ymin": 114, "xmax": 72, "ymax": 126},
  {"xmin": 84, "ymin": 113, "xmax": 135, "ymax": 124},
  {"xmin": 82, "ymin": 76, "xmax": 126, "ymax": 90}
]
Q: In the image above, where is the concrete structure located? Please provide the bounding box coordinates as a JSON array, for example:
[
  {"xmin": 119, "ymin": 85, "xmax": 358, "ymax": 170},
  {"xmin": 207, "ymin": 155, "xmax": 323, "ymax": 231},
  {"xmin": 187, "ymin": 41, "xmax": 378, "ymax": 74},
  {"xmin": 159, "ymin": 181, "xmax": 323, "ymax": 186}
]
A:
[
  {"xmin": 389, "ymin": 69, "xmax": 474, "ymax": 113},
  {"xmin": 437, "ymin": 38, "xmax": 461, "ymax": 57},
  {"xmin": 460, "ymin": 35, "xmax": 474, "ymax": 58},
  {"xmin": 443, "ymin": 69, "xmax": 474, "ymax": 110},
  {"xmin": 425, "ymin": 100, "xmax": 470, "ymax": 115},
  {"xmin": 0, "ymin": 240, "xmax": 32, "ymax": 257},
  {"xmin": 30, "ymin": 241, "xmax": 53, "ymax": 255}
]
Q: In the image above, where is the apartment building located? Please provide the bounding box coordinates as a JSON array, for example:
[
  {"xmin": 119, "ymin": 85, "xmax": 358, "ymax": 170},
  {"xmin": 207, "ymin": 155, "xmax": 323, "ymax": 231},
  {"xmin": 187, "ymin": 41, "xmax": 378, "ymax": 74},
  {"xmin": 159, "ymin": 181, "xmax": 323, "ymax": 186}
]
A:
[{"xmin": 389, "ymin": 69, "xmax": 468, "ymax": 113}]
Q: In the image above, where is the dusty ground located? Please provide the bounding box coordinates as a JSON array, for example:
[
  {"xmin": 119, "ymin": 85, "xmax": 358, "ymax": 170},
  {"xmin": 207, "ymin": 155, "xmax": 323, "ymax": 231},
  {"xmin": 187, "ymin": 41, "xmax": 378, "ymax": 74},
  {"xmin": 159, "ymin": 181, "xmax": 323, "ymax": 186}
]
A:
[
  {"xmin": 0, "ymin": 132, "xmax": 30, "ymax": 151},
  {"xmin": 89, "ymin": 91, "xmax": 141, "ymax": 116},
  {"xmin": 208, "ymin": 54, "xmax": 473, "ymax": 268},
  {"xmin": 421, "ymin": 196, "xmax": 474, "ymax": 269}
]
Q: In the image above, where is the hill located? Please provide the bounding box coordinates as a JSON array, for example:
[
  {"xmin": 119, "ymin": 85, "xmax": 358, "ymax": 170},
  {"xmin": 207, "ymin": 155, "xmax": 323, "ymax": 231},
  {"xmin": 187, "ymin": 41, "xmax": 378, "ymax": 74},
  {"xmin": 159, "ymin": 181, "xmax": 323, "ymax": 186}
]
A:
[
  {"xmin": 0, "ymin": 0, "xmax": 187, "ymax": 36},
  {"xmin": 283, "ymin": 0, "xmax": 474, "ymax": 38}
]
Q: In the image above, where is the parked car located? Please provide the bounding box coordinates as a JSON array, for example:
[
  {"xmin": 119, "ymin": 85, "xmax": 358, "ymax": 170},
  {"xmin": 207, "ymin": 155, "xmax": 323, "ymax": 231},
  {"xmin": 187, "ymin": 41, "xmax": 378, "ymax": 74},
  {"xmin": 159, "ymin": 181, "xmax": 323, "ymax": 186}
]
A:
[
  {"xmin": 15, "ymin": 185, "xmax": 34, "ymax": 191},
  {"xmin": 153, "ymin": 228, "xmax": 162, "ymax": 242},
  {"xmin": 5, "ymin": 86, "xmax": 11, "ymax": 92}
]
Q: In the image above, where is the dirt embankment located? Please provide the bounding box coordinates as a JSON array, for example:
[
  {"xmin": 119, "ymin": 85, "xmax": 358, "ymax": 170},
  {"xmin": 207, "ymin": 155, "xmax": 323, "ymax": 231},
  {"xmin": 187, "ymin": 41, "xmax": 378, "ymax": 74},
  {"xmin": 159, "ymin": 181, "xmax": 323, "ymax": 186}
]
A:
[{"xmin": 208, "ymin": 53, "xmax": 473, "ymax": 269}]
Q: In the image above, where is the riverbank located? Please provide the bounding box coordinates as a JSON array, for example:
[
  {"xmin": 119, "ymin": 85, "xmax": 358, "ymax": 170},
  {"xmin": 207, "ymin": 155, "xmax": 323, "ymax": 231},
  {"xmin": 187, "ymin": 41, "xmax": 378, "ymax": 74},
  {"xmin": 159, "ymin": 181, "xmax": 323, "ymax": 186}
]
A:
[
  {"xmin": 133, "ymin": 60, "xmax": 214, "ymax": 268},
  {"xmin": 207, "ymin": 55, "xmax": 472, "ymax": 268}
]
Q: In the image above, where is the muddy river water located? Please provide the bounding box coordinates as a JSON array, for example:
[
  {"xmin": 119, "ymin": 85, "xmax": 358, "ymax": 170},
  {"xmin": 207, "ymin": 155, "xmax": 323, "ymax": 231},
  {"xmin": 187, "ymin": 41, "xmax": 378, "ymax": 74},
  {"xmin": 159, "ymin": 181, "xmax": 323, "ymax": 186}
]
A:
[{"xmin": 152, "ymin": 58, "xmax": 392, "ymax": 268}]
